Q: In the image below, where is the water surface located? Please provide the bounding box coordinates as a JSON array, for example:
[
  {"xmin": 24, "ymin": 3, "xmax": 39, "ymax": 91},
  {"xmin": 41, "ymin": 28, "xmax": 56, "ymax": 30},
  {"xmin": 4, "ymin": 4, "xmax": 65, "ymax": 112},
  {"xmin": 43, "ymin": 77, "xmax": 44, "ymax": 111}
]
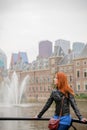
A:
[{"xmin": 0, "ymin": 101, "xmax": 87, "ymax": 130}]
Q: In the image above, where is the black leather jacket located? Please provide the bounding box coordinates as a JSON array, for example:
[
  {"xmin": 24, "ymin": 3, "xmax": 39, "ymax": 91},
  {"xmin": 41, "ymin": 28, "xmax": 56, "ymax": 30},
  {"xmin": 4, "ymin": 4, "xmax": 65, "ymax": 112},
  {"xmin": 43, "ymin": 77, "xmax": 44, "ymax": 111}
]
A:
[{"xmin": 37, "ymin": 89, "xmax": 83, "ymax": 120}]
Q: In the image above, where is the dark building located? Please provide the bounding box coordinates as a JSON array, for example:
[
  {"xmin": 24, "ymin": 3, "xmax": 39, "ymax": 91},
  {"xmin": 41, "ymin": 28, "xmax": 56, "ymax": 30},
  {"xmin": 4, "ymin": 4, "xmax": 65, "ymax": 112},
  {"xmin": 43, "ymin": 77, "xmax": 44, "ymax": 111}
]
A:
[{"xmin": 38, "ymin": 40, "xmax": 52, "ymax": 58}]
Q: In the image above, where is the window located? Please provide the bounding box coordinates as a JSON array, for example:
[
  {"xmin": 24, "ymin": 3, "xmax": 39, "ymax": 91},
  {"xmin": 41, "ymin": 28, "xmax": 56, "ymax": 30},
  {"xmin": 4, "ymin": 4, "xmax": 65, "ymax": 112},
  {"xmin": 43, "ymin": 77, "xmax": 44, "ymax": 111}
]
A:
[
  {"xmin": 84, "ymin": 71, "xmax": 87, "ymax": 78},
  {"xmin": 36, "ymin": 86, "xmax": 38, "ymax": 91},
  {"xmin": 48, "ymin": 86, "xmax": 50, "ymax": 90},
  {"xmin": 70, "ymin": 75, "xmax": 72, "ymax": 82},
  {"xmin": 84, "ymin": 83, "xmax": 87, "ymax": 90},
  {"xmin": 77, "ymin": 70, "xmax": 80, "ymax": 78},
  {"xmin": 76, "ymin": 61, "xmax": 80, "ymax": 66},
  {"xmin": 48, "ymin": 77, "xmax": 50, "ymax": 82},
  {"xmin": 36, "ymin": 77, "xmax": 38, "ymax": 83},
  {"xmin": 40, "ymin": 86, "xmax": 42, "ymax": 91},
  {"xmin": 85, "ymin": 84, "xmax": 87, "ymax": 90},
  {"xmin": 44, "ymin": 86, "xmax": 46, "ymax": 91},
  {"xmin": 83, "ymin": 69, "xmax": 87, "ymax": 78},
  {"xmin": 76, "ymin": 83, "xmax": 80, "ymax": 91},
  {"xmin": 78, "ymin": 84, "xmax": 80, "ymax": 90},
  {"xmin": 83, "ymin": 61, "xmax": 87, "ymax": 65},
  {"xmin": 70, "ymin": 85, "xmax": 72, "ymax": 88}
]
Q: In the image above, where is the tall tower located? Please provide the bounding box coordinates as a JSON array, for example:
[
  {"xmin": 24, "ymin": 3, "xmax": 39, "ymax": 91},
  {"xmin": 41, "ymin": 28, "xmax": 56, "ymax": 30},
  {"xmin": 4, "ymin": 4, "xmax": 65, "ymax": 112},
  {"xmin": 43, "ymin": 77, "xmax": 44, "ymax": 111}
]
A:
[
  {"xmin": 55, "ymin": 39, "xmax": 70, "ymax": 55},
  {"xmin": 72, "ymin": 42, "xmax": 85, "ymax": 54},
  {"xmin": 39, "ymin": 40, "xmax": 52, "ymax": 58}
]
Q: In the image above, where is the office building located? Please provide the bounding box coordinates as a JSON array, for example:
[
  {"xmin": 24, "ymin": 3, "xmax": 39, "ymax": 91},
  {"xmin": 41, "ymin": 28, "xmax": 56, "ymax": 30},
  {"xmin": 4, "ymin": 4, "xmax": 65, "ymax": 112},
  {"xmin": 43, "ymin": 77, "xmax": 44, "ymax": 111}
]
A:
[
  {"xmin": 39, "ymin": 40, "xmax": 52, "ymax": 58},
  {"xmin": 55, "ymin": 39, "xmax": 70, "ymax": 54}
]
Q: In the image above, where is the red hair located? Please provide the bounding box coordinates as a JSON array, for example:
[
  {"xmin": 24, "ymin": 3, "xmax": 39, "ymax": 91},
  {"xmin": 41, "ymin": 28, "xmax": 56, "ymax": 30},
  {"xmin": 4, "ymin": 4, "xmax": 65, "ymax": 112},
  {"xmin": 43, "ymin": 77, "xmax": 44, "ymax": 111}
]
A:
[{"xmin": 56, "ymin": 72, "xmax": 74, "ymax": 96}]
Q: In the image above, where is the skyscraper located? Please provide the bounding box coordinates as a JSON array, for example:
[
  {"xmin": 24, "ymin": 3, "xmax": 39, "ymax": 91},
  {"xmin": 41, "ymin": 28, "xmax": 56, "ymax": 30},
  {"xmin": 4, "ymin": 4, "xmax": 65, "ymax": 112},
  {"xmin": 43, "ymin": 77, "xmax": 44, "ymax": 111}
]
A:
[
  {"xmin": 38, "ymin": 40, "xmax": 52, "ymax": 58},
  {"xmin": 55, "ymin": 39, "xmax": 70, "ymax": 55},
  {"xmin": 72, "ymin": 42, "xmax": 85, "ymax": 58},
  {"xmin": 72, "ymin": 42, "xmax": 85, "ymax": 54}
]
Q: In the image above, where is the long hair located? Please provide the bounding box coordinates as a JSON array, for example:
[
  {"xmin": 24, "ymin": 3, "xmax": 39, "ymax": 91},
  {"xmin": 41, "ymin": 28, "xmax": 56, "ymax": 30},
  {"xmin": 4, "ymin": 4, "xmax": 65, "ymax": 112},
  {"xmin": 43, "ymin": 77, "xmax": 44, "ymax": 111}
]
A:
[{"xmin": 56, "ymin": 72, "xmax": 74, "ymax": 96}]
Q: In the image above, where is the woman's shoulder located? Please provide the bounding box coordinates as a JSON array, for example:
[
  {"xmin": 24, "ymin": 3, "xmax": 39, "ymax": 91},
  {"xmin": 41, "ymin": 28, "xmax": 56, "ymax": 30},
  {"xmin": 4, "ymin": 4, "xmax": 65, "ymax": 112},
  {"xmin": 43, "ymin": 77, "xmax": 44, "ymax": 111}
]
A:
[
  {"xmin": 52, "ymin": 89, "xmax": 64, "ymax": 96},
  {"xmin": 52, "ymin": 88, "xmax": 60, "ymax": 94},
  {"xmin": 67, "ymin": 92, "xmax": 75, "ymax": 100},
  {"xmin": 52, "ymin": 89, "xmax": 62, "ymax": 101},
  {"xmin": 51, "ymin": 89, "xmax": 62, "ymax": 98}
]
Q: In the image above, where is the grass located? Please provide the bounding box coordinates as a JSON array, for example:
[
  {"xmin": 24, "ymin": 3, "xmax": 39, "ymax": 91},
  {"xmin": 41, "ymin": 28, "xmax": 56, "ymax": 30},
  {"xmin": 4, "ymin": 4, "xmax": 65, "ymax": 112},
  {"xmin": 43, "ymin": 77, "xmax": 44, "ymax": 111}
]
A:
[{"xmin": 75, "ymin": 93, "xmax": 87, "ymax": 99}]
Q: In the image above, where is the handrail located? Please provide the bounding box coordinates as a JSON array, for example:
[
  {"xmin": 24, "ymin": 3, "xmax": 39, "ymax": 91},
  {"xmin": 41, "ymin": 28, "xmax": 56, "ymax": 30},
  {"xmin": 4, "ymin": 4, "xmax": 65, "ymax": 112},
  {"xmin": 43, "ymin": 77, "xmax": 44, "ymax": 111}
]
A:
[
  {"xmin": 72, "ymin": 118, "xmax": 87, "ymax": 124},
  {"xmin": 0, "ymin": 117, "xmax": 49, "ymax": 121},
  {"xmin": 0, "ymin": 117, "xmax": 87, "ymax": 124}
]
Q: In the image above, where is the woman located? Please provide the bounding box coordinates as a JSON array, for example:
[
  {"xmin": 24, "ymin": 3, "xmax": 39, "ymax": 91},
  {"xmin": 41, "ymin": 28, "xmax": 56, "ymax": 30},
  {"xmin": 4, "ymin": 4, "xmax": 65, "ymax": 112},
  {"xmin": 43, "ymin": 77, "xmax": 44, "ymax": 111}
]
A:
[{"xmin": 35, "ymin": 72, "xmax": 87, "ymax": 130}]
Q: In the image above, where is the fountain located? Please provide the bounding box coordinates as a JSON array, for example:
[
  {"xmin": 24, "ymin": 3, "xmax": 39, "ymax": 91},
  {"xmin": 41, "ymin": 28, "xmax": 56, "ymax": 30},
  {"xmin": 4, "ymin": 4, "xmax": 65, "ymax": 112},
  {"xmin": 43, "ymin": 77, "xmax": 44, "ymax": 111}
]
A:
[{"xmin": 0, "ymin": 71, "xmax": 29, "ymax": 106}]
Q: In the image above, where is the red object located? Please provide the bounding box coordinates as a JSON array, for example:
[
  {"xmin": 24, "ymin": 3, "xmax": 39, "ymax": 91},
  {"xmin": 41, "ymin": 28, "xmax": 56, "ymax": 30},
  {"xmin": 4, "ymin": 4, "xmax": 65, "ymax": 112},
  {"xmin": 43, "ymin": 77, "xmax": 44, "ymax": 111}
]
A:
[{"xmin": 48, "ymin": 118, "xmax": 60, "ymax": 130}]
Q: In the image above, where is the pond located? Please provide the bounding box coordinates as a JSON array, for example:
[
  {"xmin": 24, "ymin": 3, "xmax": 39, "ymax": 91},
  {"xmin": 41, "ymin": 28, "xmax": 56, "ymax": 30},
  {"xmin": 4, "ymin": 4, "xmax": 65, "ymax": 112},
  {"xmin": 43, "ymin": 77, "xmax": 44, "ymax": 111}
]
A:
[{"xmin": 0, "ymin": 100, "xmax": 87, "ymax": 130}]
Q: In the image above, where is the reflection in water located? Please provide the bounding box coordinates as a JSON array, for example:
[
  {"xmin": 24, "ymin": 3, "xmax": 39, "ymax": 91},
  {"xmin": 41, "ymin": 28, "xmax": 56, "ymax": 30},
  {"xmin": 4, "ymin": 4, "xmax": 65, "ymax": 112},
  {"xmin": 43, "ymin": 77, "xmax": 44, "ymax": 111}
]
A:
[{"xmin": 0, "ymin": 101, "xmax": 87, "ymax": 130}]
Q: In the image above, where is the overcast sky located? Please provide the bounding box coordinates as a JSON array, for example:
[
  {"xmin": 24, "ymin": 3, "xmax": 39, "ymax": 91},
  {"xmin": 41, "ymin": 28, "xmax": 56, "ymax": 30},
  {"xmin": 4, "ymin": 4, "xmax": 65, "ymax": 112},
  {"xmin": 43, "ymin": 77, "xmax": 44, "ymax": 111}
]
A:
[{"xmin": 0, "ymin": 0, "xmax": 87, "ymax": 68}]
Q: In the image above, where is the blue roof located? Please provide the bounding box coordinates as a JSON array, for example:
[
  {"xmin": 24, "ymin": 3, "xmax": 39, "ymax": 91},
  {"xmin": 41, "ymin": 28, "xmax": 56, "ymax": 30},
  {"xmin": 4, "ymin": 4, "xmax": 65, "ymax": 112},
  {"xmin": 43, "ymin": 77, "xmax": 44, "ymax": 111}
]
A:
[
  {"xmin": 13, "ymin": 53, "xmax": 18, "ymax": 64},
  {"xmin": 12, "ymin": 52, "xmax": 29, "ymax": 64},
  {"xmin": 19, "ymin": 52, "xmax": 28, "ymax": 63}
]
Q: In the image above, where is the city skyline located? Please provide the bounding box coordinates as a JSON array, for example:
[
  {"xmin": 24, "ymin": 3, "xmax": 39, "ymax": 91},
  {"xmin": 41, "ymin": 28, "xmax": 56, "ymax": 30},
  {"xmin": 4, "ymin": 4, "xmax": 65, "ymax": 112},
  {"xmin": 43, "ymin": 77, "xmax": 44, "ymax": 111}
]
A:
[{"xmin": 0, "ymin": 0, "xmax": 87, "ymax": 68}]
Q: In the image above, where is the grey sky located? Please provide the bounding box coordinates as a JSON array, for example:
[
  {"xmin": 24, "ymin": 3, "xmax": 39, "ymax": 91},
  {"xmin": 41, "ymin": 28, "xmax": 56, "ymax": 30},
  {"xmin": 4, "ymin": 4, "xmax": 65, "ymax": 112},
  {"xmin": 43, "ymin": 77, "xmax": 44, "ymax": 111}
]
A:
[{"xmin": 0, "ymin": 0, "xmax": 87, "ymax": 68}]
